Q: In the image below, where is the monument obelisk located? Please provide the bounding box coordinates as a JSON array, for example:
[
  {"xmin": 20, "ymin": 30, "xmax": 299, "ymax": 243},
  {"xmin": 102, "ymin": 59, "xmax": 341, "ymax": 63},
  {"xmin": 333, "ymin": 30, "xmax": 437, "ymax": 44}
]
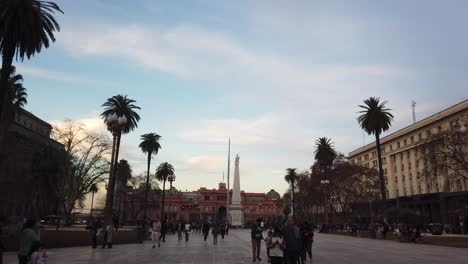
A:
[{"xmin": 229, "ymin": 154, "xmax": 243, "ymax": 226}]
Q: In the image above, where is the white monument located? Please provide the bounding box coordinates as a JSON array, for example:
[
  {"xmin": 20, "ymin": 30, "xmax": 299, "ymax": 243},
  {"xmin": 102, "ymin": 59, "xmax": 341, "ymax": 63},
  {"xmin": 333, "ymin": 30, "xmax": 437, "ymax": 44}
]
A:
[{"xmin": 229, "ymin": 154, "xmax": 243, "ymax": 226}]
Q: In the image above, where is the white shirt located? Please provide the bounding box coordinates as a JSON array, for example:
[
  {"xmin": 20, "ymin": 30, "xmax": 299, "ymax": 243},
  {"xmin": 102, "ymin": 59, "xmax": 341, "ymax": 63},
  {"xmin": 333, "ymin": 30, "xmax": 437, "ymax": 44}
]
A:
[
  {"xmin": 185, "ymin": 224, "xmax": 191, "ymax": 231},
  {"xmin": 269, "ymin": 237, "xmax": 284, "ymax": 257}
]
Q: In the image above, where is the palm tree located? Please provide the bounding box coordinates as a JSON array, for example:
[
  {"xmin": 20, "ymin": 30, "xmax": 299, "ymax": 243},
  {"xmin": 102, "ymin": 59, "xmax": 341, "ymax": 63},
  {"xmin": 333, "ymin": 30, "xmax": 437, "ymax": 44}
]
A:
[
  {"xmin": 357, "ymin": 97, "xmax": 394, "ymax": 200},
  {"xmin": 284, "ymin": 168, "xmax": 298, "ymax": 217},
  {"xmin": 7, "ymin": 66, "xmax": 27, "ymax": 108},
  {"xmin": 139, "ymin": 133, "xmax": 162, "ymax": 220},
  {"xmin": 101, "ymin": 95, "xmax": 141, "ymax": 223},
  {"xmin": 0, "ymin": 0, "xmax": 62, "ymax": 118},
  {"xmin": 89, "ymin": 184, "xmax": 98, "ymax": 216},
  {"xmin": 314, "ymin": 137, "xmax": 337, "ymax": 172},
  {"xmin": 155, "ymin": 162, "xmax": 174, "ymax": 220}
]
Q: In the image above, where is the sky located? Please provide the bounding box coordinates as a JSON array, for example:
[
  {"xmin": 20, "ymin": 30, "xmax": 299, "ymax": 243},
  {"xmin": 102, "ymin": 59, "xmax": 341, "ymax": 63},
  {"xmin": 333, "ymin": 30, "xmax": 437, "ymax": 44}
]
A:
[{"xmin": 17, "ymin": 0, "xmax": 468, "ymax": 196}]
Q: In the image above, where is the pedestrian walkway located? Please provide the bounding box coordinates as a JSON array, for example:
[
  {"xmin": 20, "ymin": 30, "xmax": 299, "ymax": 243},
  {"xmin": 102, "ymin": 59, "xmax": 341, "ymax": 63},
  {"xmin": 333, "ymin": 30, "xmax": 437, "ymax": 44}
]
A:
[{"xmin": 4, "ymin": 229, "xmax": 468, "ymax": 263}]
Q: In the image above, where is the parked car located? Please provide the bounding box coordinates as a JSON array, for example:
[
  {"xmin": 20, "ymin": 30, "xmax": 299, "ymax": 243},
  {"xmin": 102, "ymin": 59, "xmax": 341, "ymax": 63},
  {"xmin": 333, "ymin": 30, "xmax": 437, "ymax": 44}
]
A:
[{"xmin": 427, "ymin": 223, "xmax": 443, "ymax": 235}]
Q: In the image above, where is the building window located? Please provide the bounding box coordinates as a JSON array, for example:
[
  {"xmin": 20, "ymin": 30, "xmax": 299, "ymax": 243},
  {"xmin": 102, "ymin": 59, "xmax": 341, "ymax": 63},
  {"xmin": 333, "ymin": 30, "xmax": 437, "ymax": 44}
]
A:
[
  {"xmin": 404, "ymin": 139, "xmax": 407, "ymax": 146},
  {"xmin": 204, "ymin": 195, "xmax": 210, "ymax": 201},
  {"xmin": 205, "ymin": 206, "xmax": 209, "ymax": 212},
  {"xmin": 398, "ymin": 142, "xmax": 401, "ymax": 148},
  {"xmin": 365, "ymin": 154, "xmax": 369, "ymax": 160},
  {"xmin": 411, "ymin": 136, "xmax": 414, "ymax": 143},
  {"xmin": 251, "ymin": 208, "xmax": 256, "ymax": 214}
]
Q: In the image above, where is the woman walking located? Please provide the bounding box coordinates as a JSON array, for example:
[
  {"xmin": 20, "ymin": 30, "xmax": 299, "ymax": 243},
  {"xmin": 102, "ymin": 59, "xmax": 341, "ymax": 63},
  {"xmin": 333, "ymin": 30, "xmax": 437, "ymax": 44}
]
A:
[
  {"xmin": 176, "ymin": 220, "xmax": 183, "ymax": 241},
  {"xmin": 151, "ymin": 218, "xmax": 161, "ymax": 248},
  {"xmin": 185, "ymin": 222, "xmax": 191, "ymax": 242}
]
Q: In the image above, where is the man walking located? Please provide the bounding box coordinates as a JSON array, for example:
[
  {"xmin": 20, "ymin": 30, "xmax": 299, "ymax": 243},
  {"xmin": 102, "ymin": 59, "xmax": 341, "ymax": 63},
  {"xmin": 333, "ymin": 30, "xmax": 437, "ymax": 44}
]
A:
[
  {"xmin": 185, "ymin": 221, "xmax": 191, "ymax": 242},
  {"xmin": 202, "ymin": 220, "xmax": 210, "ymax": 241},
  {"xmin": 176, "ymin": 220, "xmax": 183, "ymax": 241},
  {"xmin": 151, "ymin": 217, "xmax": 161, "ymax": 248},
  {"xmin": 159, "ymin": 218, "xmax": 168, "ymax": 242},
  {"xmin": 251, "ymin": 218, "xmax": 264, "ymax": 262},
  {"xmin": 283, "ymin": 216, "xmax": 302, "ymax": 264}
]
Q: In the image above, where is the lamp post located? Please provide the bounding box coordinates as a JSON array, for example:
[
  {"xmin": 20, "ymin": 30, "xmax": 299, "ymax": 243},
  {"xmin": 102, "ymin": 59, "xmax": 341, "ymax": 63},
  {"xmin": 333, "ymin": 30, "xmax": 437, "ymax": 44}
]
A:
[
  {"xmin": 167, "ymin": 174, "xmax": 175, "ymax": 221},
  {"xmin": 103, "ymin": 113, "xmax": 127, "ymax": 225},
  {"xmin": 320, "ymin": 179, "xmax": 330, "ymax": 225}
]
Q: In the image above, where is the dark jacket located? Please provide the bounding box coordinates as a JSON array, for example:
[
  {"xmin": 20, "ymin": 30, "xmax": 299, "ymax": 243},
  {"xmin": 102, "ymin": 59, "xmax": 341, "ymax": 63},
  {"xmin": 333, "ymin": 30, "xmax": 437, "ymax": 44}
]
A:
[
  {"xmin": 251, "ymin": 224, "xmax": 263, "ymax": 240},
  {"xmin": 282, "ymin": 224, "xmax": 302, "ymax": 255}
]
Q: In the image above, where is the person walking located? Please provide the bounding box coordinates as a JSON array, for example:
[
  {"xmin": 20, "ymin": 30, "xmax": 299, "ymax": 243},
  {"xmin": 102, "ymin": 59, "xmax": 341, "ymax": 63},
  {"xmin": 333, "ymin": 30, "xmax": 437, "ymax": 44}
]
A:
[
  {"xmin": 224, "ymin": 220, "xmax": 229, "ymax": 235},
  {"xmin": 18, "ymin": 219, "xmax": 40, "ymax": 264},
  {"xmin": 151, "ymin": 218, "xmax": 161, "ymax": 248},
  {"xmin": 220, "ymin": 223, "xmax": 226, "ymax": 239},
  {"xmin": 185, "ymin": 222, "xmax": 191, "ymax": 242},
  {"xmin": 251, "ymin": 218, "xmax": 264, "ymax": 262},
  {"xmin": 212, "ymin": 223, "xmax": 220, "ymax": 245},
  {"xmin": 159, "ymin": 219, "xmax": 167, "ymax": 243},
  {"xmin": 202, "ymin": 220, "xmax": 210, "ymax": 241},
  {"xmin": 282, "ymin": 216, "xmax": 302, "ymax": 264},
  {"xmin": 86, "ymin": 216, "xmax": 101, "ymax": 249},
  {"xmin": 267, "ymin": 227, "xmax": 285, "ymax": 264},
  {"xmin": 176, "ymin": 220, "xmax": 183, "ymax": 241},
  {"xmin": 300, "ymin": 222, "xmax": 314, "ymax": 263}
]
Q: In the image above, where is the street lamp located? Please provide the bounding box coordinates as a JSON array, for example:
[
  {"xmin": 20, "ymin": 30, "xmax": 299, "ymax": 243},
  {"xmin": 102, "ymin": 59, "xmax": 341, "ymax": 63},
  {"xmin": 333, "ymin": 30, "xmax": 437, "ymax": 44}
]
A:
[
  {"xmin": 168, "ymin": 174, "xmax": 176, "ymax": 189},
  {"xmin": 103, "ymin": 113, "xmax": 127, "ymax": 225},
  {"xmin": 320, "ymin": 179, "xmax": 330, "ymax": 226}
]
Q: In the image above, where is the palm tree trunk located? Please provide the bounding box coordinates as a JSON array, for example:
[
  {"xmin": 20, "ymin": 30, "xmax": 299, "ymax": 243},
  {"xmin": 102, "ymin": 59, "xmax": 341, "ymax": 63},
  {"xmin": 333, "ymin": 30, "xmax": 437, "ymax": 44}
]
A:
[
  {"xmin": 375, "ymin": 132, "xmax": 387, "ymax": 200},
  {"xmin": 0, "ymin": 46, "xmax": 14, "ymax": 153},
  {"xmin": 90, "ymin": 192, "xmax": 95, "ymax": 216},
  {"xmin": 291, "ymin": 181, "xmax": 295, "ymax": 217},
  {"xmin": 104, "ymin": 132, "xmax": 121, "ymax": 224},
  {"xmin": 143, "ymin": 152, "xmax": 151, "ymax": 220},
  {"xmin": 160, "ymin": 179, "xmax": 166, "ymax": 220}
]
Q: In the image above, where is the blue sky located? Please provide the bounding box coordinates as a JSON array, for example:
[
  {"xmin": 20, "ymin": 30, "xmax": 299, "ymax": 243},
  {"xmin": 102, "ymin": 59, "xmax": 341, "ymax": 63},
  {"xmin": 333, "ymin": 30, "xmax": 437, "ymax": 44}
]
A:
[{"xmin": 17, "ymin": 0, "xmax": 468, "ymax": 194}]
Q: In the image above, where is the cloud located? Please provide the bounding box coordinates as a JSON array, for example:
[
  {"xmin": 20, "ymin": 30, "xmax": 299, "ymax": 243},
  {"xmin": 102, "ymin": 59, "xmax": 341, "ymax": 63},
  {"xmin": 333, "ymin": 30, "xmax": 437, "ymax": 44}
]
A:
[
  {"xmin": 182, "ymin": 155, "xmax": 225, "ymax": 174},
  {"xmin": 17, "ymin": 65, "xmax": 116, "ymax": 86}
]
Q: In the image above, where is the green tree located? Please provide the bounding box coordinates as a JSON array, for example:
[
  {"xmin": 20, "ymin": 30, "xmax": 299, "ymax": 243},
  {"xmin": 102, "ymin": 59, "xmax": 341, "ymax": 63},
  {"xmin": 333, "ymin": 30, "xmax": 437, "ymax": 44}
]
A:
[
  {"xmin": 0, "ymin": 0, "xmax": 62, "ymax": 120},
  {"xmin": 155, "ymin": 162, "xmax": 174, "ymax": 219},
  {"xmin": 89, "ymin": 184, "xmax": 98, "ymax": 215},
  {"xmin": 101, "ymin": 94, "xmax": 140, "ymax": 222},
  {"xmin": 284, "ymin": 168, "xmax": 298, "ymax": 217},
  {"xmin": 314, "ymin": 137, "xmax": 337, "ymax": 172},
  {"xmin": 357, "ymin": 97, "xmax": 394, "ymax": 200},
  {"xmin": 139, "ymin": 133, "xmax": 162, "ymax": 220}
]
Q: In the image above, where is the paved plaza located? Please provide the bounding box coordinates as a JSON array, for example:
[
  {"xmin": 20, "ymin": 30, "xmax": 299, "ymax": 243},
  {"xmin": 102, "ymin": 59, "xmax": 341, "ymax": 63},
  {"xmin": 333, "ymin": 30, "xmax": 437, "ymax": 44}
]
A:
[{"xmin": 4, "ymin": 229, "xmax": 468, "ymax": 264}]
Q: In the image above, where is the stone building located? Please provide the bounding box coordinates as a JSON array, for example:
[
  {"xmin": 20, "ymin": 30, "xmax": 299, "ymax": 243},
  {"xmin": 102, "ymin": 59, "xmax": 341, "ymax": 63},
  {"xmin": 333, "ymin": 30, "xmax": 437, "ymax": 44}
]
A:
[
  {"xmin": 348, "ymin": 100, "xmax": 468, "ymax": 233},
  {"xmin": 0, "ymin": 108, "xmax": 65, "ymax": 218}
]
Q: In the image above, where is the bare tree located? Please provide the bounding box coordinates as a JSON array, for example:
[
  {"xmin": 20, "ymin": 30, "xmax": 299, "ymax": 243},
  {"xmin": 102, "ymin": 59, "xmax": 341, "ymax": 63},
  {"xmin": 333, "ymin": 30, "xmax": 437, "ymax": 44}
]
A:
[
  {"xmin": 52, "ymin": 120, "xmax": 111, "ymax": 224},
  {"xmin": 418, "ymin": 123, "xmax": 467, "ymax": 192}
]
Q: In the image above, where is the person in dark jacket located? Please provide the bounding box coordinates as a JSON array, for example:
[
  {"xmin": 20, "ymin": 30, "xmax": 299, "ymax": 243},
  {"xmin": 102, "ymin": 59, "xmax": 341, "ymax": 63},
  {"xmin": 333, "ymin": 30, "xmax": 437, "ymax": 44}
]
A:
[
  {"xmin": 202, "ymin": 220, "xmax": 210, "ymax": 241},
  {"xmin": 251, "ymin": 218, "xmax": 264, "ymax": 262},
  {"xmin": 300, "ymin": 222, "xmax": 314, "ymax": 263},
  {"xmin": 159, "ymin": 219, "xmax": 168, "ymax": 242},
  {"xmin": 282, "ymin": 216, "xmax": 302, "ymax": 264}
]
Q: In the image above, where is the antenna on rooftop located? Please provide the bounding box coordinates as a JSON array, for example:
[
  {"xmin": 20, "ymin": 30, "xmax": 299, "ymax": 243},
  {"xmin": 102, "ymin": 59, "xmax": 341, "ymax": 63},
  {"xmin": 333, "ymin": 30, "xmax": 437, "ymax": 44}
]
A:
[{"xmin": 412, "ymin": 100, "xmax": 416, "ymax": 123}]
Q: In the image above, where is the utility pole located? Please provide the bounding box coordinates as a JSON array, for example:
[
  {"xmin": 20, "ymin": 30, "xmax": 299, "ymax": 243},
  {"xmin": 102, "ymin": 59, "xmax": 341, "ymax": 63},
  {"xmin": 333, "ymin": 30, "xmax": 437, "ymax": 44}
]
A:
[{"xmin": 412, "ymin": 100, "xmax": 416, "ymax": 123}]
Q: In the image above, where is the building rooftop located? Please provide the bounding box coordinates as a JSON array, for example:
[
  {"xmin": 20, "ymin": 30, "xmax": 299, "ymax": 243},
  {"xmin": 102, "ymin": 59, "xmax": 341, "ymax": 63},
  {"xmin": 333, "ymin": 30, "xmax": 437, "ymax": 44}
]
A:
[{"xmin": 348, "ymin": 99, "xmax": 468, "ymax": 157}]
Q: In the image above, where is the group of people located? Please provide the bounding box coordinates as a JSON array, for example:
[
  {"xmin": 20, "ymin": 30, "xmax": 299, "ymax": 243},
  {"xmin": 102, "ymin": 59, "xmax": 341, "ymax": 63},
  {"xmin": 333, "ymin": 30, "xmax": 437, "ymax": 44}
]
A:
[
  {"xmin": 132, "ymin": 217, "xmax": 231, "ymax": 248},
  {"xmin": 251, "ymin": 216, "xmax": 314, "ymax": 264}
]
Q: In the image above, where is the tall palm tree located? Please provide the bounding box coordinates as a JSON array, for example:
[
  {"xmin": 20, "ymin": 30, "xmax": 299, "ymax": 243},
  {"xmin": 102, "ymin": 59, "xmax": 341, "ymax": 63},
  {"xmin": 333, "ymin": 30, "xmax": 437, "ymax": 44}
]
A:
[
  {"xmin": 357, "ymin": 97, "xmax": 394, "ymax": 200},
  {"xmin": 155, "ymin": 162, "xmax": 174, "ymax": 220},
  {"xmin": 0, "ymin": 0, "xmax": 62, "ymax": 118},
  {"xmin": 284, "ymin": 168, "xmax": 298, "ymax": 217},
  {"xmin": 101, "ymin": 95, "xmax": 140, "ymax": 223},
  {"xmin": 89, "ymin": 184, "xmax": 98, "ymax": 216},
  {"xmin": 139, "ymin": 133, "xmax": 162, "ymax": 220},
  {"xmin": 314, "ymin": 137, "xmax": 337, "ymax": 172}
]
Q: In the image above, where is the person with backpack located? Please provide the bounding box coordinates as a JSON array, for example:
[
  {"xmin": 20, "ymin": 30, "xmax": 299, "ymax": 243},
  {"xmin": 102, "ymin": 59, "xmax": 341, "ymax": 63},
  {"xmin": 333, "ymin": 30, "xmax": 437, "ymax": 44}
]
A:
[{"xmin": 251, "ymin": 218, "xmax": 264, "ymax": 262}]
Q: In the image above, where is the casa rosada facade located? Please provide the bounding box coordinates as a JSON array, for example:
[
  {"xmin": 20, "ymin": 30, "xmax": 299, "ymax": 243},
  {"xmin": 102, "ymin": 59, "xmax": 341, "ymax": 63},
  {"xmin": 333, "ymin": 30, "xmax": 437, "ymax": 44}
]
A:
[{"xmin": 121, "ymin": 182, "xmax": 283, "ymax": 224}]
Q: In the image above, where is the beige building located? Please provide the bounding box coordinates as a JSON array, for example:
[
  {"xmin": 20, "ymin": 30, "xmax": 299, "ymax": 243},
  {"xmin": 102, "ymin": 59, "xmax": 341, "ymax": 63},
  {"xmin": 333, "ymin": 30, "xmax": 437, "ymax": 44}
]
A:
[{"xmin": 348, "ymin": 100, "xmax": 468, "ymax": 199}]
